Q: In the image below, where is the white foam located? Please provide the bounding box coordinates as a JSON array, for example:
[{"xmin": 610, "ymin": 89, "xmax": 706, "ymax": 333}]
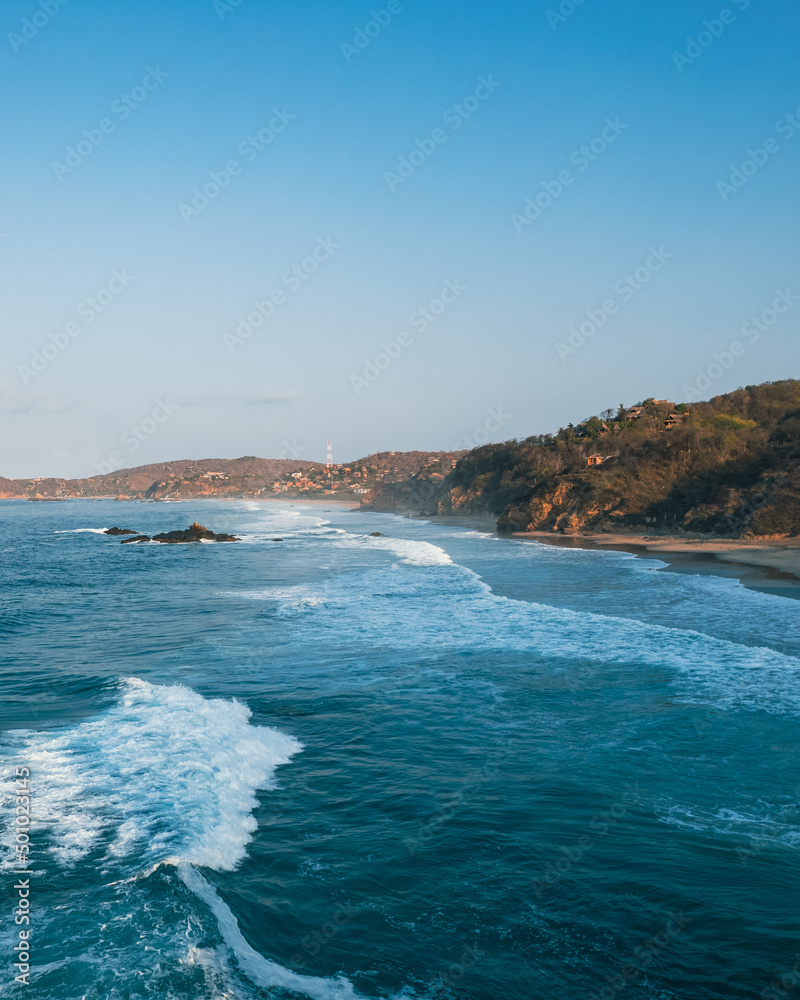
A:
[
  {"xmin": 179, "ymin": 865, "xmax": 367, "ymax": 1000},
  {"xmin": 655, "ymin": 799, "xmax": 800, "ymax": 850},
  {"xmin": 222, "ymin": 587, "xmax": 325, "ymax": 610},
  {"xmin": 54, "ymin": 527, "xmax": 109, "ymax": 534},
  {"xmin": 1, "ymin": 679, "xmax": 301, "ymax": 872},
  {"xmin": 349, "ymin": 535, "xmax": 453, "ymax": 567},
  {"xmin": 223, "ymin": 538, "xmax": 800, "ymax": 716}
]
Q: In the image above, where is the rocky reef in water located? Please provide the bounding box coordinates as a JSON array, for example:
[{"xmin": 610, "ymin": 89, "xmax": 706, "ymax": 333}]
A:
[{"xmin": 115, "ymin": 522, "xmax": 240, "ymax": 543}]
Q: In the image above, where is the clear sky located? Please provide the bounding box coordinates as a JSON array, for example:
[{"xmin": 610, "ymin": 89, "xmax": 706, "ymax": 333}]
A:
[{"xmin": 2, "ymin": 0, "xmax": 798, "ymax": 477}]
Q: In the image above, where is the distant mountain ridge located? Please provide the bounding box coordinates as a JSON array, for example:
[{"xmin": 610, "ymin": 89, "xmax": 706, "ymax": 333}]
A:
[
  {"xmin": 5, "ymin": 381, "xmax": 800, "ymax": 538},
  {"xmin": 0, "ymin": 451, "xmax": 460, "ymax": 501}
]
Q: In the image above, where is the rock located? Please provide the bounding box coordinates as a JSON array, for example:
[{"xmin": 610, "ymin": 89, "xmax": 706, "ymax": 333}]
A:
[
  {"xmin": 271, "ymin": 538, "xmax": 284, "ymax": 541},
  {"xmin": 105, "ymin": 527, "xmax": 139, "ymax": 536},
  {"xmin": 369, "ymin": 531, "xmax": 383, "ymax": 536},
  {"xmin": 121, "ymin": 535, "xmax": 151, "ymax": 544},
  {"xmin": 150, "ymin": 521, "xmax": 240, "ymax": 543}
]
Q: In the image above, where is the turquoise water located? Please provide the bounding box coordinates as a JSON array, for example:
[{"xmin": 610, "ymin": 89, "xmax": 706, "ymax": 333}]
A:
[{"xmin": 1, "ymin": 499, "xmax": 799, "ymax": 999}]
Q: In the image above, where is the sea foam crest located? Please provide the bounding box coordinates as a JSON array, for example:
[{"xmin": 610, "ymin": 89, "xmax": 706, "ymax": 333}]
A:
[
  {"xmin": 350, "ymin": 534, "xmax": 453, "ymax": 567},
  {"xmin": 1, "ymin": 678, "xmax": 300, "ymax": 871},
  {"xmin": 180, "ymin": 865, "xmax": 368, "ymax": 1000},
  {"xmin": 53, "ymin": 527, "xmax": 109, "ymax": 534}
]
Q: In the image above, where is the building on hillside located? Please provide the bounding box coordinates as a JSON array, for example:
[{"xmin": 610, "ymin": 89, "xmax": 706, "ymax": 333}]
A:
[
  {"xmin": 665, "ymin": 412, "xmax": 684, "ymax": 429},
  {"xmin": 586, "ymin": 454, "xmax": 604, "ymax": 467}
]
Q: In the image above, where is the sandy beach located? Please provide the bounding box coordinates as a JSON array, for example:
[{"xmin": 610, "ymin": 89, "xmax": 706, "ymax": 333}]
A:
[
  {"xmin": 265, "ymin": 497, "xmax": 359, "ymax": 508},
  {"xmin": 512, "ymin": 531, "xmax": 800, "ymax": 598}
]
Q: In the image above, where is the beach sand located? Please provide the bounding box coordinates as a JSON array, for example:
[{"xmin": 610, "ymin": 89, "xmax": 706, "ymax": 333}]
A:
[
  {"xmin": 264, "ymin": 497, "xmax": 358, "ymax": 508},
  {"xmin": 512, "ymin": 531, "xmax": 800, "ymax": 599}
]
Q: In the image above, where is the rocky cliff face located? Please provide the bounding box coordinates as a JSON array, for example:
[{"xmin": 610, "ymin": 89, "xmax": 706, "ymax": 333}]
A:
[
  {"xmin": 362, "ymin": 379, "xmax": 800, "ymax": 539},
  {"xmin": 488, "ymin": 461, "xmax": 800, "ymax": 537}
]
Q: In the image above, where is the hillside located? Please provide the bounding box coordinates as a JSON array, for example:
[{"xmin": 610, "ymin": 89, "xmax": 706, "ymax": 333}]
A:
[
  {"xmin": 362, "ymin": 381, "xmax": 800, "ymax": 538},
  {"xmin": 0, "ymin": 452, "xmax": 460, "ymax": 501}
]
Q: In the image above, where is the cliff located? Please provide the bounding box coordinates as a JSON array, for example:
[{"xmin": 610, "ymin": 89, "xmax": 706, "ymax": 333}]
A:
[{"xmin": 362, "ymin": 381, "xmax": 800, "ymax": 538}]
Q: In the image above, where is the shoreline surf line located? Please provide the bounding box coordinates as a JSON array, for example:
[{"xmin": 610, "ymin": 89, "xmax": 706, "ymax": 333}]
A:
[{"xmin": 511, "ymin": 531, "xmax": 800, "ymax": 600}]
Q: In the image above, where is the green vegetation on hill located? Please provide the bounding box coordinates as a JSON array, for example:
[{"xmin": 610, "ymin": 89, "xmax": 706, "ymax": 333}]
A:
[{"xmin": 364, "ymin": 381, "xmax": 800, "ymax": 537}]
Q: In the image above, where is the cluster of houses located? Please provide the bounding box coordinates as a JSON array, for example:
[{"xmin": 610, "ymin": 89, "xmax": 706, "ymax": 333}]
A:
[
  {"xmin": 584, "ymin": 400, "xmax": 689, "ymax": 468},
  {"xmin": 625, "ymin": 400, "xmax": 686, "ymax": 429},
  {"xmin": 271, "ymin": 454, "xmax": 459, "ymax": 496}
]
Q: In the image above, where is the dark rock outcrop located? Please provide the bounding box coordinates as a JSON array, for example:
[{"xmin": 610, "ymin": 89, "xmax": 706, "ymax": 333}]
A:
[
  {"xmin": 104, "ymin": 527, "xmax": 139, "ymax": 535},
  {"xmin": 150, "ymin": 521, "xmax": 240, "ymax": 543},
  {"xmin": 118, "ymin": 522, "xmax": 240, "ymax": 544}
]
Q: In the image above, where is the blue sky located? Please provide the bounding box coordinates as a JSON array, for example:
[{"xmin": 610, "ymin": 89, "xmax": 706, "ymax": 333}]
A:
[{"xmin": 2, "ymin": 0, "xmax": 798, "ymax": 477}]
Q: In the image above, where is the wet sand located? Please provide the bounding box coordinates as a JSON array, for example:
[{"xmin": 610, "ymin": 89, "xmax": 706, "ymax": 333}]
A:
[{"xmin": 512, "ymin": 531, "xmax": 800, "ymax": 600}]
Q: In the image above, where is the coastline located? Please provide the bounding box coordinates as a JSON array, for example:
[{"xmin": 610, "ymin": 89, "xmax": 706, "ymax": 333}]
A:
[
  {"xmin": 257, "ymin": 497, "xmax": 358, "ymax": 508},
  {"xmin": 512, "ymin": 531, "xmax": 800, "ymax": 599},
  {"xmin": 379, "ymin": 512, "xmax": 800, "ymax": 598},
  {"xmin": 2, "ymin": 495, "xmax": 359, "ymax": 508}
]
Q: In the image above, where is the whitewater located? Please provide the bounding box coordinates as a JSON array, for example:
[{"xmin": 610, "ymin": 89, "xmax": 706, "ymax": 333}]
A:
[{"xmin": 1, "ymin": 499, "xmax": 798, "ymax": 999}]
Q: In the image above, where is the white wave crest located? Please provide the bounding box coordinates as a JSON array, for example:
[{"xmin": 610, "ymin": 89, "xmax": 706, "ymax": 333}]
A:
[
  {"xmin": 53, "ymin": 528, "xmax": 109, "ymax": 534},
  {"xmin": 179, "ymin": 865, "xmax": 368, "ymax": 1000},
  {"xmin": 1, "ymin": 678, "xmax": 301, "ymax": 871},
  {"xmin": 357, "ymin": 535, "xmax": 453, "ymax": 567}
]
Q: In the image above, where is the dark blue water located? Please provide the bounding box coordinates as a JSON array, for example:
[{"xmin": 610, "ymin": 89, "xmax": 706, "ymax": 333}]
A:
[{"xmin": 1, "ymin": 499, "xmax": 799, "ymax": 1000}]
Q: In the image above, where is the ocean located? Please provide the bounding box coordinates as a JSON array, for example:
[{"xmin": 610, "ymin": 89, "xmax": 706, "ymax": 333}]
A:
[{"xmin": 1, "ymin": 499, "xmax": 798, "ymax": 1000}]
